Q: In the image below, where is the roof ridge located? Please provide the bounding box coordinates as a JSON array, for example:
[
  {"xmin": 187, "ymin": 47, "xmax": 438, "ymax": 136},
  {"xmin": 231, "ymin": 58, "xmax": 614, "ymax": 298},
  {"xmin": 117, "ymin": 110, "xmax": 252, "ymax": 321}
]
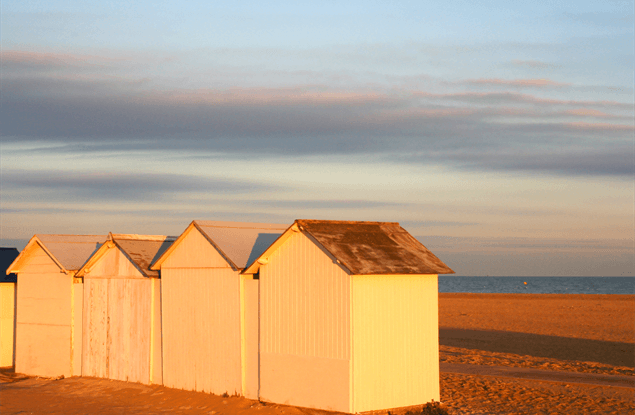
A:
[{"xmin": 296, "ymin": 219, "xmax": 401, "ymax": 225}]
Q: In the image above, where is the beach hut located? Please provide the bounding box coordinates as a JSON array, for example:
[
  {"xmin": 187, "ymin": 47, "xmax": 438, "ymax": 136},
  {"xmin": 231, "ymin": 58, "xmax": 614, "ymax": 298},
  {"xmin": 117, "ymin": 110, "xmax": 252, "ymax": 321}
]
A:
[
  {"xmin": 5, "ymin": 235, "xmax": 106, "ymax": 377},
  {"xmin": 149, "ymin": 220, "xmax": 288, "ymax": 397},
  {"xmin": 243, "ymin": 220, "xmax": 454, "ymax": 413},
  {"xmin": 76, "ymin": 233, "xmax": 174, "ymax": 385},
  {"xmin": 1, "ymin": 248, "xmax": 20, "ymax": 367}
]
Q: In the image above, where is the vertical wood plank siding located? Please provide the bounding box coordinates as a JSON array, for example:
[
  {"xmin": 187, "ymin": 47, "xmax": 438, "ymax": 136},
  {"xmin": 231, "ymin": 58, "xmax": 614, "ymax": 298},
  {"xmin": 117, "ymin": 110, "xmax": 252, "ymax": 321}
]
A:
[
  {"xmin": 15, "ymin": 246, "xmax": 73, "ymax": 377},
  {"xmin": 261, "ymin": 232, "xmax": 350, "ymax": 360},
  {"xmin": 82, "ymin": 278, "xmax": 152, "ymax": 384},
  {"xmin": 151, "ymin": 278, "xmax": 163, "ymax": 385},
  {"xmin": 71, "ymin": 281, "xmax": 83, "ymax": 376},
  {"xmin": 241, "ymin": 277, "xmax": 259, "ymax": 399},
  {"xmin": 259, "ymin": 232, "xmax": 351, "ymax": 412},
  {"xmin": 88, "ymin": 247, "xmax": 145, "ymax": 279},
  {"xmin": 160, "ymin": 228, "xmax": 241, "ymax": 395},
  {"xmin": 161, "ymin": 268, "xmax": 241, "ymax": 394},
  {"xmin": 0, "ymin": 283, "xmax": 16, "ymax": 367},
  {"xmin": 352, "ymin": 274, "xmax": 440, "ymax": 413}
]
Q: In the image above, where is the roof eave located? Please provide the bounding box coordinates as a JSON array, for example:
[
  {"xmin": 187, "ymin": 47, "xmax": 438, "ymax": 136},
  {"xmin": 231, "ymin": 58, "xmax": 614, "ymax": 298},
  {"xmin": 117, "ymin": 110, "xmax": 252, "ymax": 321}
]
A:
[
  {"xmin": 193, "ymin": 221, "xmax": 241, "ymax": 271},
  {"xmin": 75, "ymin": 240, "xmax": 115, "ymax": 277},
  {"xmin": 149, "ymin": 221, "xmax": 196, "ymax": 271},
  {"xmin": 242, "ymin": 222, "xmax": 299, "ymax": 274},
  {"xmin": 296, "ymin": 223, "xmax": 355, "ymax": 274},
  {"xmin": 6, "ymin": 236, "xmax": 68, "ymax": 275},
  {"xmin": 111, "ymin": 238, "xmax": 154, "ymax": 278}
]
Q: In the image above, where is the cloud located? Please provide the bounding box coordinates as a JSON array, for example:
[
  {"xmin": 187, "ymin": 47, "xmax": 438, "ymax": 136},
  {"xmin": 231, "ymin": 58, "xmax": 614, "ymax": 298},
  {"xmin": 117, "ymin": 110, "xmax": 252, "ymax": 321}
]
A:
[
  {"xmin": 408, "ymin": 146, "xmax": 633, "ymax": 177},
  {"xmin": 562, "ymin": 108, "xmax": 618, "ymax": 118},
  {"xmin": 246, "ymin": 199, "xmax": 412, "ymax": 210},
  {"xmin": 465, "ymin": 78, "xmax": 570, "ymax": 88},
  {"xmin": 416, "ymin": 91, "xmax": 633, "ymax": 110},
  {"xmin": 420, "ymin": 235, "xmax": 633, "ymax": 253},
  {"xmin": 2, "ymin": 169, "xmax": 280, "ymax": 202},
  {"xmin": 3, "ymin": 49, "xmax": 633, "ymax": 178},
  {"xmin": 510, "ymin": 59, "xmax": 557, "ymax": 69},
  {"xmin": 402, "ymin": 220, "xmax": 478, "ymax": 228}
]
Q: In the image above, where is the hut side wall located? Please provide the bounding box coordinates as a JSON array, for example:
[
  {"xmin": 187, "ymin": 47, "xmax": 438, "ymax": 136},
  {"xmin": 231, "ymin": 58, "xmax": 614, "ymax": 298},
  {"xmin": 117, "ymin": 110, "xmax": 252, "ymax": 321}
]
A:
[
  {"xmin": 240, "ymin": 276, "xmax": 259, "ymax": 399},
  {"xmin": 82, "ymin": 248, "xmax": 158, "ymax": 384},
  {"xmin": 160, "ymin": 229, "xmax": 241, "ymax": 395},
  {"xmin": 15, "ymin": 246, "xmax": 73, "ymax": 377},
  {"xmin": 0, "ymin": 283, "xmax": 16, "ymax": 367},
  {"xmin": 351, "ymin": 274, "xmax": 440, "ymax": 413},
  {"xmin": 161, "ymin": 268, "xmax": 241, "ymax": 394},
  {"xmin": 259, "ymin": 232, "xmax": 351, "ymax": 413}
]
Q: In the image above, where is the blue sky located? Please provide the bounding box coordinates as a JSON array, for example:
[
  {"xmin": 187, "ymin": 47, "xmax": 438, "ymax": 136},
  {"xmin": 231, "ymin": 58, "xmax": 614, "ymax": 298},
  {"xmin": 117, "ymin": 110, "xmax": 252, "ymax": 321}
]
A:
[{"xmin": 2, "ymin": 1, "xmax": 633, "ymax": 275}]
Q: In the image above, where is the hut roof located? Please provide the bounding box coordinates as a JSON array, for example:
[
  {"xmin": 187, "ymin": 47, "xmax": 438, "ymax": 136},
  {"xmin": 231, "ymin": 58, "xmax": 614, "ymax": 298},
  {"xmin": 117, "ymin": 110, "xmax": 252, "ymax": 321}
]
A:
[
  {"xmin": 111, "ymin": 234, "xmax": 176, "ymax": 277},
  {"xmin": 150, "ymin": 221, "xmax": 289, "ymax": 271},
  {"xmin": 244, "ymin": 219, "xmax": 454, "ymax": 275},
  {"xmin": 6, "ymin": 234, "xmax": 107, "ymax": 275},
  {"xmin": 77, "ymin": 234, "xmax": 176, "ymax": 278},
  {"xmin": 1, "ymin": 247, "xmax": 20, "ymax": 282}
]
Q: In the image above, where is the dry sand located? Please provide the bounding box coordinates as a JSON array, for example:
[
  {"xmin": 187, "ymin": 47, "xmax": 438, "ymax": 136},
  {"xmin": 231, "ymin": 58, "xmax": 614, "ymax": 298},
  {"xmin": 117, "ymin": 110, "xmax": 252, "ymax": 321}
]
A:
[
  {"xmin": 1, "ymin": 293, "xmax": 633, "ymax": 414},
  {"xmin": 437, "ymin": 293, "xmax": 634, "ymax": 414}
]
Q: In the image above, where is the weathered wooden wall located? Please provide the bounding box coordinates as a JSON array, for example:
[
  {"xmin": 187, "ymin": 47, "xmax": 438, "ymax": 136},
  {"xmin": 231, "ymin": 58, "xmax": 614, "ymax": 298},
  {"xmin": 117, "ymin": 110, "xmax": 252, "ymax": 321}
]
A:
[
  {"xmin": 351, "ymin": 274, "xmax": 440, "ymax": 413},
  {"xmin": 14, "ymin": 245, "xmax": 76, "ymax": 377},
  {"xmin": 72, "ymin": 281, "xmax": 83, "ymax": 376},
  {"xmin": 151, "ymin": 278, "xmax": 162, "ymax": 385},
  {"xmin": 240, "ymin": 276, "xmax": 259, "ymax": 399},
  {"xmin": 82, "ymin": 247, "xmax": 160, "ymax": 384},
  {"xmin": 0, "ymin": 283, "xmax": 16, "ymax": 367},
  {"xmin": 161, "ymin": 228, "xmax": 241, "ymax": 395},
  {"xmin": 259, "ymin": 231, "xmax": 351, "ymax": 413}
]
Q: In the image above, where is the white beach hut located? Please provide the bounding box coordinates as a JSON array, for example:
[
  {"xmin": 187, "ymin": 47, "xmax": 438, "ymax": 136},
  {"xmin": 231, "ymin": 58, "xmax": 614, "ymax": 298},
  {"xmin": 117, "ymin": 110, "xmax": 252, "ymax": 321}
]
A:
[
  {"xmin": 243, "ymin": 220, "xmax": 454, "ymax": 413},
  {"xmin": 5, "ymin": 235, "xmax": 106, "ymax": 377},
  {"xmin": 1, "ymin": 248, "xmax": 20, "ymax": 368},
  {"xmin": 76, "ymin": 233, "xmax": 174, "ymax": 385},
  {"xmin": 149, "ymin": 220, "xmax": 288, "ymax": 398}
]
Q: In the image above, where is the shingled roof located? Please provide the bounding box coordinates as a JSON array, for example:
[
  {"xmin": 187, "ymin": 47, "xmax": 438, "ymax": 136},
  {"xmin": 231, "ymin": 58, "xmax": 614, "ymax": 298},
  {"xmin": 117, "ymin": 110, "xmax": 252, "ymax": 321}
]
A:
[
  {"xmin": 150, "ymin": 221, "xmax": 289, "ymax": 271},
  {"xmin": 245, "ymin": 219, "xmax": 454, "ymax": 275},
  {"xmin": 6, "ymin": 235, "xmax": 107, "ymax": 275}
]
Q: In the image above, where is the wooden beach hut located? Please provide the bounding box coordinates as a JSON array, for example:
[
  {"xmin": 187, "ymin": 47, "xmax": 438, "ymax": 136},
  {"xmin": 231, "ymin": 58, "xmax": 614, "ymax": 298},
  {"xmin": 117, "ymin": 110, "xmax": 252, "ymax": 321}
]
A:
[
  {"xmin": 149, "ymin": 220, "xmax": 288, "ymax": 397},
  {"xmin": 5, "ymin": 235, "xmax": 106, "ymax": 377},
  {"xmin": 76, "ymin": 233, "xmax": 174, "ymax": 385},
  {"xmin": 243, "ymin": 220, "xmax": 454, "ymax": 413},
  {"xmin": 1, "ymin": 248, "xmax": 20, "ymax": 367}
]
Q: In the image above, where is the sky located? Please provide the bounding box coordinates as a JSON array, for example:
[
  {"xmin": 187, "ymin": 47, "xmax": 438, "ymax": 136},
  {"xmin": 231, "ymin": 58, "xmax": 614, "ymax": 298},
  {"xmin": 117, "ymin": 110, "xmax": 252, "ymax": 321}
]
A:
[{"xmin": 1, "ymin": 1, "xmax": 633, "ymax": 276}]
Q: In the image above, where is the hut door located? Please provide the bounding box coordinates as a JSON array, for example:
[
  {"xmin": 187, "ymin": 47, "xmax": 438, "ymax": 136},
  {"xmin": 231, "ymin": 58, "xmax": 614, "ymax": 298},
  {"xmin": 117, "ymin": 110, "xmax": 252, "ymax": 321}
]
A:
[{"xmin": 83, "ymin": 278, "xmax": 151, "ymax": 383}]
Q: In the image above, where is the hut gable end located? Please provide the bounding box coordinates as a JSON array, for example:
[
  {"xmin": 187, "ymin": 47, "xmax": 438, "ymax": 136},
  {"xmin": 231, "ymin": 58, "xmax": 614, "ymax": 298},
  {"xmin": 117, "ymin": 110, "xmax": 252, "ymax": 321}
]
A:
[
  {"xmin": 7, "ymin": 235, "xmax": 107, "ymax": 276},
  {"xmin": 161, "ymin": 226, "xmax": 232, "ymax": 269},
  {"xmin": 84, "ymin": 245, "xmax": 146, "ymax": 279},
  {"xmin": 18, "ymin": 244, "xmax": 61, "ymax": 275}
]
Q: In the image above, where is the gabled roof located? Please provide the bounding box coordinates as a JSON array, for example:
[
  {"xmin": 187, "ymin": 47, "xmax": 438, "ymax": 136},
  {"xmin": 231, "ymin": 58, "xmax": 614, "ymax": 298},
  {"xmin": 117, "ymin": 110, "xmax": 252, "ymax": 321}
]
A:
[
  {"xmin": 77, "ymin": 234, "xmax": 176, "ymax": 278},
  {"xmin": 150, "ymin": 220, "xmax": 289, "ymax": 271},
  {"xmin": 1, "ymin": 248, "xmax": 20, "ymax": 282},
  {"xmin": 244, "ymin": 219, "xmax": 454, "ymax": 275},
  {"xmin": 6, "ymin": 235, "xmax": 107, "ymax": 275}
]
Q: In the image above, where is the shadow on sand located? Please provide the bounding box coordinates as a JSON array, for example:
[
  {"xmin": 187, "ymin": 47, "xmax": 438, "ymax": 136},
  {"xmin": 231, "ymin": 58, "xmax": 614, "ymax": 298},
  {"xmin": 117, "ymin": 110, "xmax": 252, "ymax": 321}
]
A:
[{"xmin": 439, "ymin": 327, "xmax": 635, "ymax": 368}]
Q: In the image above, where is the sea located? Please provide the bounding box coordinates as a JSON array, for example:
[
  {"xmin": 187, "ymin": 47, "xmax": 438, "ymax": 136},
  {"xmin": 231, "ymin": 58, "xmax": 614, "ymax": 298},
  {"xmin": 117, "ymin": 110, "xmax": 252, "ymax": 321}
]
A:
[{"xmin": 438, "ymin": 276, "xmax": 634, "ymax": 295}]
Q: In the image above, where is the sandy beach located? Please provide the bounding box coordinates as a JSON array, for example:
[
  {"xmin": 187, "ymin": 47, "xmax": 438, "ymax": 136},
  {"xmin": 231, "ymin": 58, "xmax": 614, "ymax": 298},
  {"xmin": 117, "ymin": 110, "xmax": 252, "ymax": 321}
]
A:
[
  {"xmin": 1, "ymin": 293, "xmax": 633, "ymax": 414},
  {"xmin": 438, "ymin": 293, "xmax": 634, "ymax": 414}
]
